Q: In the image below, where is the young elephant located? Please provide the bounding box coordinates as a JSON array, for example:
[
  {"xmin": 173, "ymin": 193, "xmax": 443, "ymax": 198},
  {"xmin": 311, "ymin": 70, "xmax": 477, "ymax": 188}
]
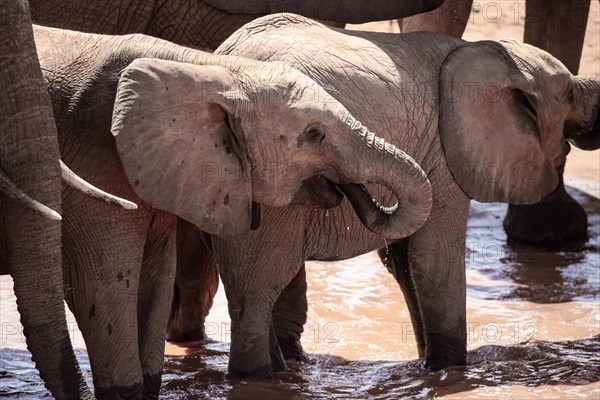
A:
[
  {"xmin": 34, "ymin": 25, "xmax": 432, "ymax": 398},
  {"xmin": 399, "ymin": 0, "xmax": 595, "ymax": 248},
  {"xmin": 182, "ymin": 14, "xmax": 597, "ymax": 377}
]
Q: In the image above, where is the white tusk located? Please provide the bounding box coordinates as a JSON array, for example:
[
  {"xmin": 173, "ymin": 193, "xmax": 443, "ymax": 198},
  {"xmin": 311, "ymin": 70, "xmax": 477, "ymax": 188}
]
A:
[
  {"xmin": 0, "ymin": 169, "xmax": 62, "ymax": 221},
  {"xmin": 60, "ymin": 160, "xmax": 138, "ymax": 210}
]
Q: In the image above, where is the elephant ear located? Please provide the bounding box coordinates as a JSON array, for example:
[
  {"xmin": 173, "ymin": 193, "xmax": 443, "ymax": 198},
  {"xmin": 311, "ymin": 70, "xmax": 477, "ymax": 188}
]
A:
[
  {"xmin": 439, "ymin": 42, "xmax": 558, "ymax": 204},
  {"xmin": 111, "ymin": 58, "xmax": 253, "ymax": 238}
]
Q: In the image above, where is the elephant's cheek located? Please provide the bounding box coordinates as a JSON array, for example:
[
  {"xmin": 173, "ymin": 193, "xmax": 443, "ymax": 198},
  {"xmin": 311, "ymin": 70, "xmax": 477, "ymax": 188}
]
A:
[
  {"xmin": 251, "ymin": 170, "xmax": 301, "ymax": 208},
  {"xmin": 252, "ymin": 183, "xmax": 295, "ymax": 208}
]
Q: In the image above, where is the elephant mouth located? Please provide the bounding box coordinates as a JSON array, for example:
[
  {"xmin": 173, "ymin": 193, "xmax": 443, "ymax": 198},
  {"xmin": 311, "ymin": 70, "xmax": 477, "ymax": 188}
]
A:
[
  {"xmin": 291, "ymin": 176, "xmax": 344, "ymax": 209},
  {"xmin": 293, "ymin": 177, "xmax": 400, "ymax": 223},
  {"xmin": 336, "ymin": 182, "xmax": 399, "ymax": 220}
]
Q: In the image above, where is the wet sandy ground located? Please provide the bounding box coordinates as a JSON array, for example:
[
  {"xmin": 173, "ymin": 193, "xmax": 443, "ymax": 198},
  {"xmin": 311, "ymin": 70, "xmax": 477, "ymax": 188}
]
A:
[{"xmin": 2, "ymin": 1, "xmax": 600, "ymax": 398}]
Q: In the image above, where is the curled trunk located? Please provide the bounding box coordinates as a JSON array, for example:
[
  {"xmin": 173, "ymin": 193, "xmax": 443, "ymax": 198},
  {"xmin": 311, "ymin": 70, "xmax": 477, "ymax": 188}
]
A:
[
  {"xmin": 0, "ymin": 1, "xmax": 92, "ymax": 398},
  {"xmin": 336, "ymin": 117, "xmax": 432, "ymax": 239}
]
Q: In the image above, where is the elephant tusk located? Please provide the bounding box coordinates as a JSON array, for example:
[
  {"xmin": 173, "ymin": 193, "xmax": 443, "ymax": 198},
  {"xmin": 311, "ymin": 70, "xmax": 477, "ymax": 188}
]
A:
[
  {"xmin": 0, "ymin": 169, "xmax": 62, "ymax": 221},
  {"xmin": 60, "ymin": 160, "xmax": 138, "ymax": 210}
]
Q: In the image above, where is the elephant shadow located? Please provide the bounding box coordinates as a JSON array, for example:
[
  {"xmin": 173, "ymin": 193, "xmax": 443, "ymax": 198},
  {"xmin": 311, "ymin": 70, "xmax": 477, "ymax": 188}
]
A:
[
  {"xmin": 466, "ymin": 185, "xmax": 599, "ymax": 304},
  {"xmin": 157, "ymin": 335, "xmax": 600, "ymax": 399}
]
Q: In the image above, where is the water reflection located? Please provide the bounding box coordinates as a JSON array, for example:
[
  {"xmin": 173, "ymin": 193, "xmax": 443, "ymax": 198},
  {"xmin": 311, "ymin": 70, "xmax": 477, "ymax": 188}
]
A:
[
  {"xmin": 467, "ymin": 187, "xmax": 600, "ymax": 304},
  {"xmin": 1, "ymin": 186, "xmax": 598, "ymax": 399}
]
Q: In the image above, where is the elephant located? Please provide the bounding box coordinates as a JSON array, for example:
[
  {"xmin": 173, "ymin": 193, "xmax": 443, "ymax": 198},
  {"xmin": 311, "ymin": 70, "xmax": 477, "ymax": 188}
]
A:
[
  {"xmin": 0, "ymin": 1, "xmax": 90, "ymax": 398},
  {"xmin": 399, "ymin": 0, "xmax": 595, "ymax": 247},
  {"xmin": 192, "ymin": 14, "xmax": 598, "ymax": 377},
  {"xmin": 165, "ymin": 0, "xmax": 596, "ymax": 343},
  {"xmin": 0, "ymin": 1, "xmax": 139, "ymax": 398},
  {"xmin": 28, "ymin": 0, "xmax": 445, "ymax": 51},
  {"xmin": 33, "ymin": 25, "xmax": 433, "ymax": 398},
  {"xmin": 25, "ymin": 0, "xmax": 447, "ymax": 346}
]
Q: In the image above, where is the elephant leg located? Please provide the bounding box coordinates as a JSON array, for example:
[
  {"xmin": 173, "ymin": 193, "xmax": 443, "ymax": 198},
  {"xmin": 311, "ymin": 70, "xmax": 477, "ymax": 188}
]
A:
[
  {"xmin": 269, "ymin": 322, "xmax": 287, "ymax": 372},
  {"xmin": 504, "ymin": 175, "xmax": 588, "ymax": 247},
  {"xmin": 137, "ymin": 211, "xmax": 177, "ymax": 398},
  {"xmin": 524, "ymin": 0, "xmax": 590, "ymax": 74},
  {"xmin": 62, "ymin": 194, "xmax": 152, "ymax": 399},
  {"xmin": 212, "ymin": 208, "xmax": 305, "ymax": 378},
  {"xmin": 0, "ymin": 232, "xmax": 7, "ymax": 275},
  {"xmin": 167, "ymin": 218, "xmax": 219, "ymax": 342},
  {"xmin": 405, "ymin": 181, "xmax": 471, "ymax": 370},
  {"xmin": 378, "ymin": 239, "xmax": 426, "ymax": 357},
  {"xmin": 503, "ymin": 0, "xmax": 592, "ymax": 247},
  {"xmin": 399, "ymin": 0, "xmax": 472, "ymax": 37},
  {"xmin": 272, "ymin": 263, "xmax": 308, "ymax": 362}
]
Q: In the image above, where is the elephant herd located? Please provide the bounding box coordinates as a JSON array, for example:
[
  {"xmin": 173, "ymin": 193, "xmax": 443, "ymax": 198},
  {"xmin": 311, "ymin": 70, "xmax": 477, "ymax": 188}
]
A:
[{"xmin": 0, "ymin": 0, "xmax": 598, "ymax": 399}]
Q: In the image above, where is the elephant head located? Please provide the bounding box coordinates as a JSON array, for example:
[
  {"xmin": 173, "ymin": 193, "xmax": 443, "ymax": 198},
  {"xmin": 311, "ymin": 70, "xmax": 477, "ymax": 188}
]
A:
[
  {"xmin": 111, "ymin": 58, "xmax": 433, "ymax": 239},
  {"xmin": 563, "ymin": 75, "xmax": 600, "ymax": 151},
  {"xmin": 439, "ymin": 39, "xmax": 600, "ymax": 205}
]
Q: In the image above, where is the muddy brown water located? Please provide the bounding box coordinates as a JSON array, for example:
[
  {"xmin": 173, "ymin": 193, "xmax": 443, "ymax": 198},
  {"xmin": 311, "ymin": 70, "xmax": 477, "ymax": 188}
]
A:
[{"xmin": 1, "ymin": 185, "xmax": 599, "ymax": 399}]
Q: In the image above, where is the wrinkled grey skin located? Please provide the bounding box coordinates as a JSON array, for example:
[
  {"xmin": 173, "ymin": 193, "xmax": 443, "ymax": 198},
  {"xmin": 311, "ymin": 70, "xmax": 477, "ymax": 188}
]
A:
[
  {"xmin": 35, "ymin": 25, "xmax": 431, "ymax": 398},
  {"xmin": 25, "ymin": 0, "xmax": 447, "ymax": 346},
  {"xmin": 400, "ymin": 0, "xmax": 594, "ymax": 247},
  {"xmin": 205, "ymin": 14, "xmax": 599, "ymax": 377},
  {"xmin": 29, "ymin": 0, "xmax": 445, "ymax": 51},
  {"xmin": 0, "ymin": 2, "xmax": 93, "ymax": 398},
  {"xmin": 206, "ymin": 0, "xmax": 445, "ymax": 24}
]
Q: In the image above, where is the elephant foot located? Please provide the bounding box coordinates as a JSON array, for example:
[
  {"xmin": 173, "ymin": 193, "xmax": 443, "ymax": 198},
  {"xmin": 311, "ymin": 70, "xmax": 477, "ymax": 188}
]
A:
[
  {"xmin": 278, "ymin": 336, "xmax": 308, "ymax": 362},
  {"xmin": 271, "ymin": 352, "xmax": 288, "ymax": 373},
  {"xmin": 269, "ymin": 323, "xmax": 289, "ymax": 372},
  {"xmin": 167, "ymin": 288, "xmax": 210, "ymax": 343},
  {"xmin": 503, "ymin": 181, "xmax": 587, "ymax": 249},
  {"xmin": 228, "ymin": 364, "xmax": 274, "ymax": 379},
  {"xmin": 424, "ymin": 333, "xmax": 466, "ymax": 371},
  {"xmin": 142, "ymin": 373, "xmax": 162, "ymax": 400},
  {"xmin": 166, "ymin": 325, "xmax": 207, "ymax": 343},
  {"xmin": 95, "ymin": 382, "xmax": 143, "ymax": 400}
]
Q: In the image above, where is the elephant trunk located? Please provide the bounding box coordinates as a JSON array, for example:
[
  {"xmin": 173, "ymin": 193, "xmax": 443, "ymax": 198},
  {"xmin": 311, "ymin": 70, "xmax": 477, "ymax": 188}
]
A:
[
  {"xmin": 0, "ymin": 1, "xmax": 92, "ymax": 398},
  {"xmin": 6, "ymin": 211, "xmax": 92, "ymax": 400},
  {"xmin": 336, "ymin": 117, "xmax": 432, "ymax": 239},
  {"xmin": 566, "ymin": 76, "xmax": 600, "ymax": 150}
]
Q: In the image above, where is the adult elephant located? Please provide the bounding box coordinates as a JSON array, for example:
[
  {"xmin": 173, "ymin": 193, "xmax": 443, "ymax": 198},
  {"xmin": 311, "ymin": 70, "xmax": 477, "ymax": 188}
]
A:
[
  {"xmin": 35, "ymin": 25, "xmax": 432, "ymax": 398},
  {"xmin": 29, "ymin": 0, "xmax": 445, "ymax": 51},
  {"xmin": 399, "ymin": 0, "xmax": 595, "ymax": 247},
  {"xmin": 210, "ymin": 14, "xmax": 600, "ymax": 377},
  {"xmin": 0, "ymin": 1, "xmax": 91, "ymax": 398},
  {"xmin": 1, "ymin": 1, "xmax": 151, "ymax": 398}
]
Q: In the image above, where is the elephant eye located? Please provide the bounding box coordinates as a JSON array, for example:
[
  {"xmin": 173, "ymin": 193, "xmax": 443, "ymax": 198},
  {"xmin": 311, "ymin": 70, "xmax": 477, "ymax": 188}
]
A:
[
  {"xmin": 567, "ymin": 88, "xmax": 574, "ymax": 104},
  {"xmin": 304, "ymin": 124, "xmax": 325, "ymax": 145}
]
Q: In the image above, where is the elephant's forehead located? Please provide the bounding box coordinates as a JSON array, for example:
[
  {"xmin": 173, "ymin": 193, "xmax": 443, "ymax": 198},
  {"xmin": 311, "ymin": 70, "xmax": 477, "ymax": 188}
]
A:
[
  {"xmin": 501, "ymin": 39, "xmax": 571, "ymax": 77},
  {"xmin": 275, "ymin": 30, "xmax": 401, "ymax": 83},
  {"xmin": 218, "ymin": 20, "xmax": 447, "ymax": 163}
]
